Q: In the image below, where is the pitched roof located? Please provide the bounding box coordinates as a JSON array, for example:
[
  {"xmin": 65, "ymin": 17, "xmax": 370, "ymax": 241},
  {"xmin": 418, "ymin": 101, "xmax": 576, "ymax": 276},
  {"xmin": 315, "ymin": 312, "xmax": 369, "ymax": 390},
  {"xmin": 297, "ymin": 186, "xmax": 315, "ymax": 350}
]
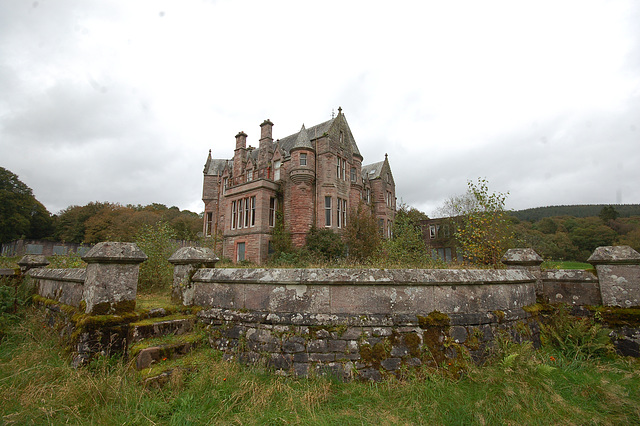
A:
[
  {"xmin": 361, "ymin": 161, "xmax": 384, "ymax": 180},
  {"xmin": 205, "ymin": 159, "xmax": 231, "ymax": 175},
  {"xmin": 277, "ymin": 118, "xmax": 334, "ymax": 154}
]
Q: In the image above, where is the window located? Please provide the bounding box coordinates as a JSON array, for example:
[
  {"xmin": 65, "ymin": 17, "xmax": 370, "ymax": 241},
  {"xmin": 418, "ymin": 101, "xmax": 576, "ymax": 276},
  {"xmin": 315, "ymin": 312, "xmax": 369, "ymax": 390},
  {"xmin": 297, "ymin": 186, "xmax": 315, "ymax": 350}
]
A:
[
  {"xmin": 300, "ymin": 153, "xmax": 307, "ymax": 166},
  {"xmin": 442, "ymin": 224, "xmax": 450, "ymax": 238},
  {"xmin": 231, "ymin": 201, "xmax": 237, "ymax": 230},
  {"xmin": 386, "ymin": 173, "xmax": 390, "ymax": 183},
  {"xmin": 223, "ymin": 177, "xmax": 228, "ymax": 194},
  {"xmin": 251, "ymin": 197, "xmax": 256, "ymax": 226},
  {"xmin": 244, "ymin": 198, "xmax": 250, "ymax": 228},
  {"xmin": 247, "ymin": 169, "xmax": 253, "ymax": 182},
  {"xmin": 238, "ymin": 199, "xmax": 244, "ymax": 229},
  {"xmin": 339, "ymin": 131, "xmax": 344, "ymax": 143},
  {"xmin": 387, "ymin": 220, "xmax": 392, "ymax": 239},
  {"xmin": 336, "ymin": 157, "xmax": 341, "ymax": 179},
  {"xmin": 337, "ymin": 198, "xmax": 342, "ymax": 228},
  {"xmin": 350, "ymin": 167, "xmax": 356, "ymax": 182},
  {"xmin": 325, "ymin": 196, "xmax": 332, "ymax": 227},
  {"xmin": 274, "ymin": 160, "xmax": 281, "ymax": 180},
  {"xmin": 366, "ymin": 188, "xmax": 370, "ymax": 203},
  {"xmin": 429, "ymin": 225, "xmax": 437, "ymax": 239},
  {"xmin": 343, "ymin": 199, "xmax": 347, "ymax": 227},
  {"xmin": 342, "ymin": 159, "xmax": 346, "ymax": 180},
  {"xmin": 237, "ymin": 242, "xmax": 245, "ymax": 262},
  {"xmin": 378, "ymin": 219, "xmax": 384, "ymax": 236},
  {"xmin": 205, "ymin": 212, "xmax": 213, "ymax": 236},
  {"xmin": 269, "ymin": 197, "xmax": 277, "ymax": 227}
]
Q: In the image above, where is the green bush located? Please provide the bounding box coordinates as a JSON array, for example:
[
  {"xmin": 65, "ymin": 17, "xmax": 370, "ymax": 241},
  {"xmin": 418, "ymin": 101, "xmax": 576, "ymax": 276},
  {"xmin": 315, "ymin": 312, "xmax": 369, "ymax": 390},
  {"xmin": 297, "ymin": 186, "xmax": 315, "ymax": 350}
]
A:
[
  {"xmin": 306, "ymin": 226, "xmax": 345, "ymax": 262},
  {"xmin": 135, "ymin": 222, "xmax": 178, "ymax": 293}
]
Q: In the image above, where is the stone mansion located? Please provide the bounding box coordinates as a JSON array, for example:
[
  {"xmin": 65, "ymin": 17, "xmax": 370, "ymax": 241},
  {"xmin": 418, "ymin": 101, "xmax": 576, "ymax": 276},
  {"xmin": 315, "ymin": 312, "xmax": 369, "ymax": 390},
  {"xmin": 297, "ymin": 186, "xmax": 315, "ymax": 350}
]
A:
[{"xmin": 202, "ymin": 108, "xmax": 396, "ymax": 263}]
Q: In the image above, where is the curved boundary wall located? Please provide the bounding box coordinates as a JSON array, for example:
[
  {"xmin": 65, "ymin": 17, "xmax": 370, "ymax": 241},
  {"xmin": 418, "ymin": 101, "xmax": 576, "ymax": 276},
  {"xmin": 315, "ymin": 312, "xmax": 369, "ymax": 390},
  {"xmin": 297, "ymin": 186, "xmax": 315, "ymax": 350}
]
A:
[{"xmin": 191, "ymin": 268, "xmax": 540, "ymax": 380}]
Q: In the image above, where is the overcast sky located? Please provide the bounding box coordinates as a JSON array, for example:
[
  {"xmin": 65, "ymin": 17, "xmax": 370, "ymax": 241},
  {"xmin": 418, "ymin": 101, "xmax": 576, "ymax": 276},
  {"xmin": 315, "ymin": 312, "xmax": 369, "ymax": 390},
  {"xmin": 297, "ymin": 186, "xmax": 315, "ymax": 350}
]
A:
[{"xmin": 1, "ymin": 0, "xmax": 639, "ymax": 217}]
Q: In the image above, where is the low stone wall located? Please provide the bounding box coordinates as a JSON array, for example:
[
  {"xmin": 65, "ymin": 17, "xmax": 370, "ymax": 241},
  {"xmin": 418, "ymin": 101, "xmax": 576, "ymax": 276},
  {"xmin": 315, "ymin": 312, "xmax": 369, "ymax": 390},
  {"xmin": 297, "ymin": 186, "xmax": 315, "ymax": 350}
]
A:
[
  {"xmin": 188, "ymin": 268, "xmax": 536, "ymax": 314},
  {"xmin": 541, "ymin": 269, "xmax": 601, "ymax": 306},
  {"xmin": 29, "ymin": 268, "xmax": 86, "ymax": 308},
  {"xmin": 199, "ymin": 306, "xmax": 538, "ymax": 380},
  {"xmin": 191, "ymin": 268, "xmax": 538, "ymax": 379}
]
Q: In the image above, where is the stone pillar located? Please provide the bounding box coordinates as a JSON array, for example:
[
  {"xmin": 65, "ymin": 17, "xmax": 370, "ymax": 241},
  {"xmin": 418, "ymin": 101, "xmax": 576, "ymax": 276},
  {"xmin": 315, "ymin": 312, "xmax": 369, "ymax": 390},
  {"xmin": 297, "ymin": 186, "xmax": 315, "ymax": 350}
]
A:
[
  {"xmin": 168, "ymin": 247, "xmax": 219, "ymax": 304},
  {"xmin": 588, "ymin": 245, "xmax": 640, "ymax": 307},
  {"xmin": 81, "ymin": 242, "xmax": 147, "ymax": 315},
  {"xmin": 501, "ymin": 248, "xmax": 544, "ymax": 297},
  {"xmin": 17, "ymin": 254, "xmax": 50, "ymax": 274}
]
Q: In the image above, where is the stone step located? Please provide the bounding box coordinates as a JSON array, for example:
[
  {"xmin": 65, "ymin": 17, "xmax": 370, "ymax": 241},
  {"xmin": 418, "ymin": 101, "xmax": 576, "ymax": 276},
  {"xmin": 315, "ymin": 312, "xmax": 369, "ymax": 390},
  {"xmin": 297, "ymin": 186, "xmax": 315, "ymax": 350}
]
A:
[
  {"xmin": 133, "ymin": 339, "xmax": 201, "ymax": 370},
  {"xmin": 136, "ymin": 347, "xmax": 208, "ymax": 388},
  {"xmin": 129, "ymin": 314, "xmax": 197, "ymax": 343}
]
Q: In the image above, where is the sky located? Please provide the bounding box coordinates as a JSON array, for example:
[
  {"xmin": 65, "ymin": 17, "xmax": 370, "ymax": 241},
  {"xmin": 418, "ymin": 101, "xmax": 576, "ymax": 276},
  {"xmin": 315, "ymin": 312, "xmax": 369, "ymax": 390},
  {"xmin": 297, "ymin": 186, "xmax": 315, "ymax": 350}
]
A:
[{"xmin": 1, "ymin": 0, "xmax": 639, "ymax": 218}]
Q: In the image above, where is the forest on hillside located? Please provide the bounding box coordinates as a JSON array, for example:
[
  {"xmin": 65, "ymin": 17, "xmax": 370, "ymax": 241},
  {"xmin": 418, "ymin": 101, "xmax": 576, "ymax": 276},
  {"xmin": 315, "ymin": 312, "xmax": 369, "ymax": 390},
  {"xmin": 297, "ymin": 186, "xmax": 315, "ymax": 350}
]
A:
[{"xmin": 512, "ymin": 204, "xmax": 640, "ymax": 221}]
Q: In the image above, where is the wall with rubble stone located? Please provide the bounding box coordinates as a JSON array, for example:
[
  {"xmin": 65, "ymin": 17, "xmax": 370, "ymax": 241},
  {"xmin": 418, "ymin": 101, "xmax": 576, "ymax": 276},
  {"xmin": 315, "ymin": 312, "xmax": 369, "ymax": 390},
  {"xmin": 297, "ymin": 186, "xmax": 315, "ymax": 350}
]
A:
[{"xmin": 192, "ymin": 268, "xmax": 539, "ymax": 379}]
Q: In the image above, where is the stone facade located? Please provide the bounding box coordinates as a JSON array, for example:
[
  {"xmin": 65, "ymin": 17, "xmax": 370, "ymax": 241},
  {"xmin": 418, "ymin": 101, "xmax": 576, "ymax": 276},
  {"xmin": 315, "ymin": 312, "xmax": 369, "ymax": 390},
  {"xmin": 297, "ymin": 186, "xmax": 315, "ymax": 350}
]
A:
[{"xmin": 202, "ymin": 108, "xmax": 396, "ymax": 263}]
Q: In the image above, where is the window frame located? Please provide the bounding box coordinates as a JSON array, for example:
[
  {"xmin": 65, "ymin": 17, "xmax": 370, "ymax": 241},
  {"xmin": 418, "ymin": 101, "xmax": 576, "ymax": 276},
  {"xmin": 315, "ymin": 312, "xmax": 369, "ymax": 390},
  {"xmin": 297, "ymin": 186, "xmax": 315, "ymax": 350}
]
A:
[{"xmin": 325, "ymin": 196, "xmax": 332, "ymax": 227}]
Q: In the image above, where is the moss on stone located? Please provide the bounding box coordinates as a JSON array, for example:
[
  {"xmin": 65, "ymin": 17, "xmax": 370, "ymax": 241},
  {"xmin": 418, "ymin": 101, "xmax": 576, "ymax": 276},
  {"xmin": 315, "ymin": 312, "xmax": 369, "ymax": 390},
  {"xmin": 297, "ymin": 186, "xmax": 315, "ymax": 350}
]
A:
[
  {"xmin": 89, "ymin": 299, "xmax": 136, "ymax": 316},
  {"xmin": 417, "ymin": 311, "xmax": 450, "ymax": 328},
  {"xmin": 492, "ymin": 310, "xmax": 505, "ymax": 323},
  {"xmin": 403, "ymin": 333, "xmax": 421, "ymax": 357},
  {"xmin": 587, "ymin": 306, "xmax": 640, "ymax": 327}
]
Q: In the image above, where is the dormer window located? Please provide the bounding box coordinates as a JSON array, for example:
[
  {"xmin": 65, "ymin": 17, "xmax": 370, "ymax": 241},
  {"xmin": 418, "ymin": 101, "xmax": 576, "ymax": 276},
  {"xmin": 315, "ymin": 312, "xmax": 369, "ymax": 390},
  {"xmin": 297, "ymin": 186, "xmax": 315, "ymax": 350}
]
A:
[
  {"xmin": 247, "ymin": 169, "xmax": 253, "ymax": 182},
  {"xmin": 300, "ymin": 153, "xmax": 307, "ymax": 166}
]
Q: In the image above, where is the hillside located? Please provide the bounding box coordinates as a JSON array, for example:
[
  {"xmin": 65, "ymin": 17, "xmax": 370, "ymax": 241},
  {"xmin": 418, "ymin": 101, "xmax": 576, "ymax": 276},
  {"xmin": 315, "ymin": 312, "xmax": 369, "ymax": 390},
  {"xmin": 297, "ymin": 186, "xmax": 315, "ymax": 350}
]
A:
[{"xmin": 511, "ymin": 204, "xmax": 640, "ymax": 221}]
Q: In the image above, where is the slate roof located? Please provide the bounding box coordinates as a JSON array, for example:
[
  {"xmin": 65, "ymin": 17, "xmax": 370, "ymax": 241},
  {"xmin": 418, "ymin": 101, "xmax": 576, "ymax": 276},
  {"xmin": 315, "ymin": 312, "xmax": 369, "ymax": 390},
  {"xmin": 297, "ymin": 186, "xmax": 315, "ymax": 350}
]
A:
[
  {"xmin": 205, "ymin": 159, "xmax": 231, "ymax": 175},
  {"xmin": 291, "ymin": 125, "xmax": 313, "ymax": 150},
  {"xmin": 277, "ymin": 118, "xmax": 334, "ymax": 154},
  {"xmin": 361, "ymin": 161, "xmax": 384, "ymax": 180},
  {"xmin": 205, "ymin": 112, "xmax": 363, "ymax": 172}
]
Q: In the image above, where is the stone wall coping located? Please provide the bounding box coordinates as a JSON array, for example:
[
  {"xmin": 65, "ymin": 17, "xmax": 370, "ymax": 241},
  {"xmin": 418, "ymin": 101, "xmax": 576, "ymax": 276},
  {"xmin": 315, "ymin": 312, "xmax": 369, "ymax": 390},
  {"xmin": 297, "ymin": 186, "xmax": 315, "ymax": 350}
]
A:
[
  {"xmin": 17, "ymin": 254, "xmax": 50, "ymax": 268},
  {"xmin": 28, "ymin": 267, "xmax": 87, "ymax": 283},
  {"xmin": 197, "ymin": 307, "xmax": 530, "ymax": 327},
  {"xmin": 81, "ymin": 242, "xmax": 148, "ymax": 264},
  {"xmin": 587, "ymin": 245, "xmax": 640, "ymax": 265},
  {"xmin": 542, "ymin": 269, "xmax": 598, "ymax": 282},
  {"xmin": 501, "ymin": 248, "xmax": 543, "ymax": 266},
  {"xmin": 168, "ymin": 246, "xmax": 219, "ymax": 265},
  {"xmin": 191, "ymin": 268, "xmax": 535, "ymax": 286}
]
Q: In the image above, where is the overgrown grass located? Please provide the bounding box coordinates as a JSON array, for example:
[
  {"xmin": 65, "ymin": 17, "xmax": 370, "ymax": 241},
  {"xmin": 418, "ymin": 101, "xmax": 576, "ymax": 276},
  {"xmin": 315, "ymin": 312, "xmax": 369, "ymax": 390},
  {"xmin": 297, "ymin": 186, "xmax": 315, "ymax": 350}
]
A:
[
  {"xmin": 1, "ymin": 308, "xmax": 640, "ymax": 424},
  {"xmin": 542, "ymin": 260, "xmax": 594, "ymax": 270}
]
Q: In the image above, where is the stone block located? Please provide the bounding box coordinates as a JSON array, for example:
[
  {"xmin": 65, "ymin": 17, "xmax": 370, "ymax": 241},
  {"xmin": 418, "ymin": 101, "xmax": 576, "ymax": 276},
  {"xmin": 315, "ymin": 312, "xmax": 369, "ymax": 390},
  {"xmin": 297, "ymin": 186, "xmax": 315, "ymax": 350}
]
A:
[
  {"xmin": 381, "ymin": 358, "xmax": 402, "ymax": 371},
  {"xmin": 307, "ymin": 339, "xmax": 328, "ymax": 353},
  {"xmin": 390, "ymin": 345, "xmax": 409, "ymax": 358},
  {"xmin": 450, "ymin": 326, "xmax": 468, "ymax": 343},
  {"xmin": 309, "ymin": 353, "xmax": 335, "ymax": 362},
  {"xmin": 328, "ymin": 339, "xmax": 347, "ymax": 353}
]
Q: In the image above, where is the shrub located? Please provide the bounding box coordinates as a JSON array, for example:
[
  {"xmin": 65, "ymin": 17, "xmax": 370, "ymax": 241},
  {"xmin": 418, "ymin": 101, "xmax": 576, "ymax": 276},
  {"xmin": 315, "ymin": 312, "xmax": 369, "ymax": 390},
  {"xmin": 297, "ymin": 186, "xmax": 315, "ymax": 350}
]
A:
[
  {"xmin": 306, "ymin": 226, "xmax": 345, "ymax": 262},
  {"xmin": 135, "ymin": 222, "xmax": 178, "ymax": 293}
]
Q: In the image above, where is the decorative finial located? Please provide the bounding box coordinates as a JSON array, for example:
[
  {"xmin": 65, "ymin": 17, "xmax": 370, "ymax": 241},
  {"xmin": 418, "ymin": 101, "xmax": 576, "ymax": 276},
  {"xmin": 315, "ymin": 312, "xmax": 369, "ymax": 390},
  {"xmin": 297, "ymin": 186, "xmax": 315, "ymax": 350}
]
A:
[
  {"xmin": 385, "ymin": 153, "xmax": 388, "ymax": 159},
  {"xmin": 338, "ymin": 106, "xmax": 342, "ymax": 115}
]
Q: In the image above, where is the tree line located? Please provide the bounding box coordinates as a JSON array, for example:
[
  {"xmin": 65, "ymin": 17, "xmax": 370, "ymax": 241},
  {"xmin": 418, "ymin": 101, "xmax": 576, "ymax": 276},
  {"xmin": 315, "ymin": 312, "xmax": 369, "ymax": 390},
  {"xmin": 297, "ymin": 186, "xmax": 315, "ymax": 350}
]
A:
[{"xmin": 0, "ymin": 167, "xmax": 202, "ymax": 245}]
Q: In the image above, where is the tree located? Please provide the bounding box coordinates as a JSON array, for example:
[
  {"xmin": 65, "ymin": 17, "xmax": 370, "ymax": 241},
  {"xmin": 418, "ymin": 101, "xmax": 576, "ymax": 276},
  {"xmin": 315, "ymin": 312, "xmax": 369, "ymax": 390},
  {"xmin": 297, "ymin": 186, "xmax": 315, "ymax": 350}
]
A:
[
  {"xmin": 599, "ymin": 205, "xmax": 619, "ymax": 223},
  {"xmin": 344, "ymin": 202, "xmax": 381, "ymax": 262},
  {"xmin": 380, "ymin": 204, "xmax": 430, "ymax": 266},
  {"xmin": 448, "ymin": 178, "xmax": 514, "ymax": 266},
  {"xmin": 0, "ymin": 167, "xmax": 53, "ymax": 243}
]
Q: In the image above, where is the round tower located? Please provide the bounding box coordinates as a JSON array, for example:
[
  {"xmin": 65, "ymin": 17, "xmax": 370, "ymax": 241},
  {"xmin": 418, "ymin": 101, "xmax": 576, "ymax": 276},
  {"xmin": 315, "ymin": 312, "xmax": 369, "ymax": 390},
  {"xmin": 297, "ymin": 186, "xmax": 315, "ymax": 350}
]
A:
[{"xmin": 289, "ymin": 125, "xmax": 316, "ymax": 247}]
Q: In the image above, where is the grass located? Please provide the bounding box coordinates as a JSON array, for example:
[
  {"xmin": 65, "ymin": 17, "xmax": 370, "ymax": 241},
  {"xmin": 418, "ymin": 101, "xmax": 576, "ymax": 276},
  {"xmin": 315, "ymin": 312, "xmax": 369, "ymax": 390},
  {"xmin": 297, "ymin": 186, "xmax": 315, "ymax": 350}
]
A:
[
  {"xmin": 541, "ymin": 260, "xmax": 594, "ymax": 270},
  {"xmin": 1, "ymin": 308, "xmax": 640, "ymax": 424}
]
